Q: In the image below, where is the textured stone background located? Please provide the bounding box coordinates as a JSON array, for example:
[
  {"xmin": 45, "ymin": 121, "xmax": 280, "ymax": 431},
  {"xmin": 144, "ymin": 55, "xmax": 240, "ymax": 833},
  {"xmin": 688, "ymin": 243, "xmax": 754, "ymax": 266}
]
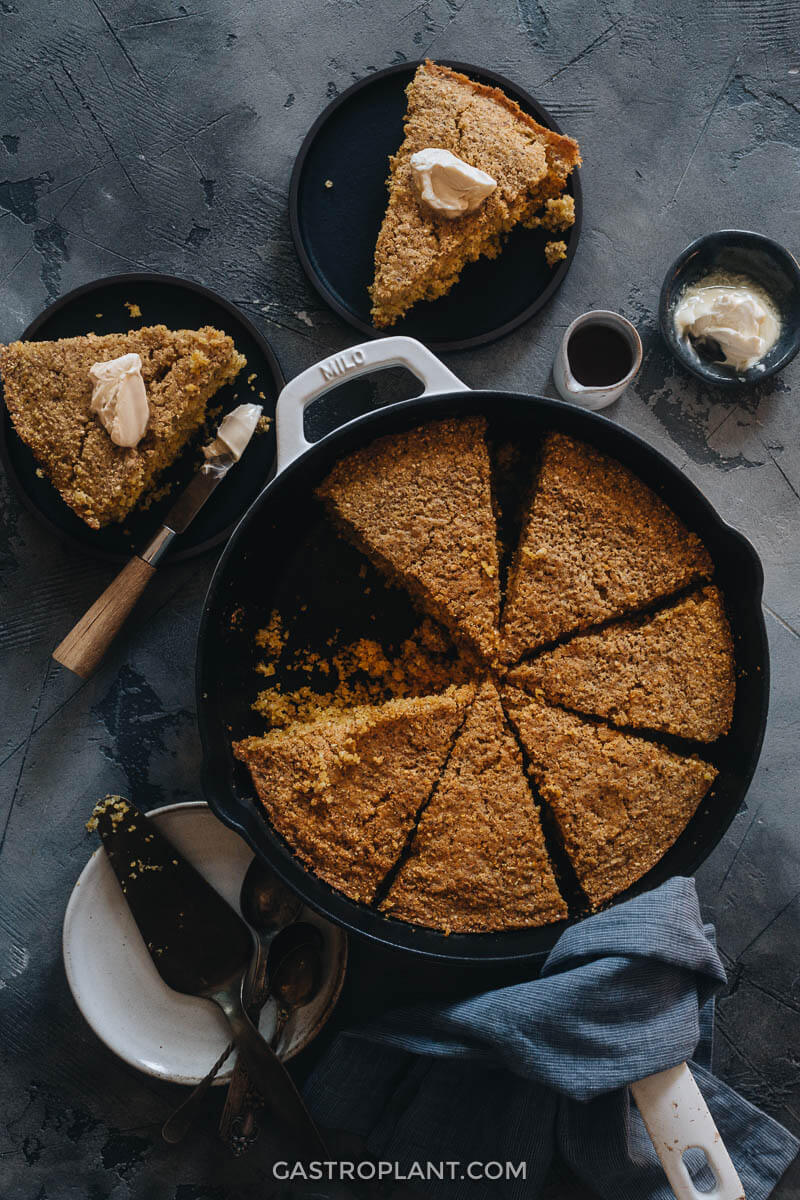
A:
[{"xmin": 1, "ymin": 0, "xmax": 799, "ymax": 1197}]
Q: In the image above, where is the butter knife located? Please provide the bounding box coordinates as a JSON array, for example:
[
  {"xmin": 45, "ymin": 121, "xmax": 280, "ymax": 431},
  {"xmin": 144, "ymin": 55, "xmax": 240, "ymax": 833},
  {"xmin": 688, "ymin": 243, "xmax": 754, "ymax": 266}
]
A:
[
  {"xmin": 53, "ymin": 450, "xmax": 235, "ymax": 680},
  {"xmin": 93, "ymin": 795, "xmax": 328, "ymax": 1160}
]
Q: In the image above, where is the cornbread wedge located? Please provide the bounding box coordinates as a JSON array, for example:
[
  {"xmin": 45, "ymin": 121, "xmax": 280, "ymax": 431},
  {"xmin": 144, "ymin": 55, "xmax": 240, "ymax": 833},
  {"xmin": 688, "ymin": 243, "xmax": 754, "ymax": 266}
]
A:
[
  {"xmin": 234, "ymin": 686, "xmax": 474, "ymax": 905},
  {"xmin": 501, "ymin": 433, "xmax": 713, "ymax": 661},
  {"xmin": 508, "ymin": 586, "xmax": 735, "ymax": 742},
  {"xmin": 381, "ymin": 679, "xmax": 566, "ymax": 932},
  {"xmin": 370, "ymin": 60, "xmax": 580, "ymax": 328},
  {"xmin": 0, "ymin": 325, "xmax": 245, "ymax": 528},
  {"xmin": 502, "ymin": 686, "xmax": 716, "ymax": 906},
  {"xmin": 317, "ymin": 417, "xmax": 501, "ymax": 664}
]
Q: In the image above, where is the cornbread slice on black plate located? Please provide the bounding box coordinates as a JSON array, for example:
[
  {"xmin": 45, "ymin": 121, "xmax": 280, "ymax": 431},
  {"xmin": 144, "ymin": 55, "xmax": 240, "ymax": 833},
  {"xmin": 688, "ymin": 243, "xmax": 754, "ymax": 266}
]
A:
[
  {"xmin": 508, "ymin": 586, "xmax": 735, "ymax": 743},
  {"xmin": 317, "ymin": 416, "xmax": 501, "ymax": 664},
  {"xmin": 500, "ymin": 432, "xmax": 713, "ymax": 662},
  {"xmin": 370, "ymin": 59, "xmax": 581, "ymax": 328},
  {"xmin": 234, "ymin": 685, "xmax": 474, "ymax": 906},
  {"xmin": 0, "ymin": 325, "xmax": 245, "ymax": 529},
  {"xmin": 502, "ymin": 686, "xmax": 716, "ymax": 907},
  {"xmin": 381, "ymin": 679, "xmax": 566, "ymax": 932}
]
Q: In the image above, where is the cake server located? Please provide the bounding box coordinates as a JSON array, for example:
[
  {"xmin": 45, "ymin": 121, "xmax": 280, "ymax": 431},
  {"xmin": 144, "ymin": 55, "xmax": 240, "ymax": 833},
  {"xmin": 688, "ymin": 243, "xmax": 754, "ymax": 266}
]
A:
[
  {"xmin": 53, "ymin": 403, "xmax": 262, "ymax": 680},
  {"xmin": 92, "ymin": 796, "xmax": 328, "ymax": 1160}
]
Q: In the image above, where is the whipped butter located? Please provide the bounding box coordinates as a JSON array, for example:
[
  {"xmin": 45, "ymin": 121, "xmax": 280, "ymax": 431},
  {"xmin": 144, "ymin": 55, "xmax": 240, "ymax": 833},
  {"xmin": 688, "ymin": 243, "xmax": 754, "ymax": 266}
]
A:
[
  {"xmin": 674, "ymin": 272, "xmax": 780, "ymax": 372},
  {"xmin": 410, "ymin": 148, "xmax": 496, "ymax": 219},
  {"xmin": 203, "ymin": 402, "xmax": 262, "ymax": 461},
  {"xmin": 89, "ymin": 353, "xmax": 149, "ymax": 447}
]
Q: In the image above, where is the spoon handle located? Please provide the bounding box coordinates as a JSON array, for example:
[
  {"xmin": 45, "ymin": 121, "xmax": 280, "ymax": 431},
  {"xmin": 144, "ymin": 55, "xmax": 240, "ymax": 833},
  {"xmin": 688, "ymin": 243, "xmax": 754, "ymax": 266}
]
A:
[
  {"xmin": 213, "ymin": 978, "xmax": 327, "ymax": 1160},
  {"xmin": 161, "ymin": 1040, "xmax": 234, "ymax": 1144},
  {"xmin": 161, "ymin": 941, "xmax": 275, "ymax": 1146},
  {"xmin": 218, "ymin": 949, "xmax": 276, "ymax": 1153}
]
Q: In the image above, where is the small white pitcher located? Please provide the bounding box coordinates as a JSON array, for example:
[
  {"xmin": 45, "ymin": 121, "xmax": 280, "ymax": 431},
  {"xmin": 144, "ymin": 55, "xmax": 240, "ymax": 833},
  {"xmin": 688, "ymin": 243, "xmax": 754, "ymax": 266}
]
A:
[{"xmin": 554, "ymin": 310, "xmax": 642, "ymax": 410}]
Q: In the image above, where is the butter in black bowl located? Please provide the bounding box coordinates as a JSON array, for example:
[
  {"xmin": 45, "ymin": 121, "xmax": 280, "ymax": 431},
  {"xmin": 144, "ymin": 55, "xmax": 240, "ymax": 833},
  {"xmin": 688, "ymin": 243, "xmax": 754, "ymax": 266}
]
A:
[{"xmin": 659, "ymin": 230, "xmax": 800, "ymax": 390}]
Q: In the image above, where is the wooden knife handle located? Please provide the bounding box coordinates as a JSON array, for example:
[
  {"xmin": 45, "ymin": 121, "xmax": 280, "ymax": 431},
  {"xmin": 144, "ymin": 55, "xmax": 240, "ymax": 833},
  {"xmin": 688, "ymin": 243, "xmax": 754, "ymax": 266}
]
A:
[{"xmin": 53, "ymin": 556, "xmax": 156, "ymax": 679}]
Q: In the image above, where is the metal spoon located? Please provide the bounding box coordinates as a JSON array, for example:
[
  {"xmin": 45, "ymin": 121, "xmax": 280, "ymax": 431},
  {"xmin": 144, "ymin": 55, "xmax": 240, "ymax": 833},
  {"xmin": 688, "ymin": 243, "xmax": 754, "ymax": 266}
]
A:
[
  {"xmin": 269, "ymin": 925, "xmax": 324, "ymax": 1053},
  {"xmin": 219, "ymin": 924, "xmax": 324, "ymax": 1154},
  {"xmin": 161, "ymin": 858, "xmax": 302, "ymax": 1144}
]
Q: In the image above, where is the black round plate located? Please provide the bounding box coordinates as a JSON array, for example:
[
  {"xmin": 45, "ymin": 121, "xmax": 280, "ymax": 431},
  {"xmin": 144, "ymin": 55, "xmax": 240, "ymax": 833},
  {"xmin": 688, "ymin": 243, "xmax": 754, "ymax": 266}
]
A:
[
  {"xmin": 0, "ymin": 274, "xmax": 284, "ymax": 563},
  {"xmin": 289, "ymin": 61, "xmax": 582, "ymax": 351}
]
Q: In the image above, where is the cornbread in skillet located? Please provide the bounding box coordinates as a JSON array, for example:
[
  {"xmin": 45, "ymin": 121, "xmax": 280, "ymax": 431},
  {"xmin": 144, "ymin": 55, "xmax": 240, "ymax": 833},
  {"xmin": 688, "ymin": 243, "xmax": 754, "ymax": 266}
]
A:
[
  {"xmin": 508, "ymin": 586, "xmax": 735, "ymax": 742},
  {"xmin": 381, "ymin": 680, "xmax": 565, "ymax": 931},
  {"xmin": 233, "ymin": 686, "xmax": 473, "ymax": 905},
  {"xmin": 502, "ymin": 686, "xmax": 717, "ymax": 906},
  {"xmin": 500, "ymin": 432, "xmax": 713, "ymax": 662},
  {"xmin": 370, "ymin": 60, "xmax": 580, "ymax": 328},
  {"xmin": 0, "ymin": 325, "xmax": 245, "ymax": 528},
  {"xmin": 316, "ymin": 416, "xmax": 500, "ymax": 664}
]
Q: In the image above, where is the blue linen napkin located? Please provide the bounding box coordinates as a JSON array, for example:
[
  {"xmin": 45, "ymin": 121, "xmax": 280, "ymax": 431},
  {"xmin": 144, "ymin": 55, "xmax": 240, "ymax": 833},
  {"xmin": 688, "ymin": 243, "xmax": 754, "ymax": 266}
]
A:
[{"xmin": 304, "ymin": 879, "xmax": 798, "ymax": 1199}]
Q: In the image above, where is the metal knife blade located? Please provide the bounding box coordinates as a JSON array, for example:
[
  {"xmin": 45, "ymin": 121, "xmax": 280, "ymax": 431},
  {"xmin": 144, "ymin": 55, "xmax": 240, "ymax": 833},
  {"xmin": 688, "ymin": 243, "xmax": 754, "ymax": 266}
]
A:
[
  {"xmin": 162, "ymin": 452, "xmax": 235, "ymax": 535},
  {"xmin": 93, "ymin": 795, "xmax": 252, "ymax": 995}
]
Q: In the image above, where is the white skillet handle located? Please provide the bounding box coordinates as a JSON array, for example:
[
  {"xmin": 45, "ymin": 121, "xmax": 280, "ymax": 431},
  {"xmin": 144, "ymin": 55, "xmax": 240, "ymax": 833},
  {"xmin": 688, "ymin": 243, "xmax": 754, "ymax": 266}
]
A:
[
  {"xmin": 631, "ymin": 1063, "xmax": 744, "ymax": 1200},
  {"xmin": 274, "ymin": 336, "xmax": 469, "ymax": 473}
]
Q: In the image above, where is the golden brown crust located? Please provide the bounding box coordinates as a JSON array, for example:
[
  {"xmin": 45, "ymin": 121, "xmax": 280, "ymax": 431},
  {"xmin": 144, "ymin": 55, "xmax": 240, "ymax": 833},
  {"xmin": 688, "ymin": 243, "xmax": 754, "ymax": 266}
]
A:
[
  {"xmin": 316, "ymin": 417, "xmax": 500, "ymax": 664},
  {"xmin": 500, "ymin": 432, "xmax": 714, "ymax": 661},
  {"xmin": 508, "ymin": 586, "xmax": 735, "ymax": 742},
  {"xmin": 422, "ymin": 61, "xmax": 581, "ymax": 170},
  {"xmin": 0, "ymin": 325, "xmax": 245, "ymax": 528},
  {"xmin": 234, "ymin": 687, "xmax": 474, "ymax": 905},
  {"xmin": 381, "ymin": 679, "xmax": 566, "ymax": 931},
  {"xmin": 502, "ymin": 686, "xmax": 717, "ymax": 906}
]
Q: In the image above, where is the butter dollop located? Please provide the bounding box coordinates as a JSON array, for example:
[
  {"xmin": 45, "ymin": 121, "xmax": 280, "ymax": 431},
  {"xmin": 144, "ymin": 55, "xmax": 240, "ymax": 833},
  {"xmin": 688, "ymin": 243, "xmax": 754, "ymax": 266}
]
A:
[
  {"xmin": 674, "ymin": 273, "xmax": 780, "ymax": 373},
  {"xmin": 203, "ymin": 402, "xmax": 262, "ymax": 461},
  {"xmin": 89, "ymin": 353, "xmax": 149, "ymax": 447},
  {"xmin": 410, "ymin": 148, "xmax": 496, "ymax": 219}
]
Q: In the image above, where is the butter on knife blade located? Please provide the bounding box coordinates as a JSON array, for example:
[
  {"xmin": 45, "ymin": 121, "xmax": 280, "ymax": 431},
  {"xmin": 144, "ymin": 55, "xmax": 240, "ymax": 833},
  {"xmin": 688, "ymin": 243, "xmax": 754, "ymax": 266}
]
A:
[{"xmin": 203, "ymin": 402, "xmax": 262, "ymax": 462}]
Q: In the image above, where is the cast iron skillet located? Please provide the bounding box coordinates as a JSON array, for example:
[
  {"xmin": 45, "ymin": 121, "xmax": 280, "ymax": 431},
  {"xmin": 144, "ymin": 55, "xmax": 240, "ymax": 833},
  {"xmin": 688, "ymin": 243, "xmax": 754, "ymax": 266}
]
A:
[{"xmin": 197, "ymin": 337, "xmax": 769, "ymax": 966}]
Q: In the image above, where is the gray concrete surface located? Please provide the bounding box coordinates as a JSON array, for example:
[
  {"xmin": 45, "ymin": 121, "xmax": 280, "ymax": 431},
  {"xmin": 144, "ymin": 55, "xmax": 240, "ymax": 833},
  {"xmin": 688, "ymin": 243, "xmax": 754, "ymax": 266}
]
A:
[{"xmin": 1, "ymin": 1, "xmax": 798, "ymax": 1197}]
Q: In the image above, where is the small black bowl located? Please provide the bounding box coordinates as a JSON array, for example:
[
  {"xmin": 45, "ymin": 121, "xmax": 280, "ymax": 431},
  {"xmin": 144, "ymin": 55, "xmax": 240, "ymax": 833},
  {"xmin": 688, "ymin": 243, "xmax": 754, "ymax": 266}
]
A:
[{"xmin": 659, "ymin": 230, "xmax": 800, "ymax": 390}]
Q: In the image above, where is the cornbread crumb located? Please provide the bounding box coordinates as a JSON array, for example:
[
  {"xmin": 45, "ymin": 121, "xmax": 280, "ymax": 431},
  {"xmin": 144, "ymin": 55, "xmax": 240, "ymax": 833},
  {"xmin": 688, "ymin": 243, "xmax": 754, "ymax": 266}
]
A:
[
  {"xmin": 324, "ymin": 179, "xmax": 334, "ymax": 189},
  {"xmin": 533, "ymin": 194, "xmax": 575, "ymax": 232},
  {"xmin": 382, "ymin": 680, "xmax": 566, "ymax": 931},
  {"xmin": 124, "ymin": 301, "xmax": 142, "ymax": 318},
  {"xmin": 87, "ymin": 793, "xmax": 131, "ymax": 834},
  {"xmin": 256, "ymin": 414, "xmax": 272, "ymax": 432},
  {"xmin": 544, "ymin": 239, "xmax": 567, "ymax": 267},
  {"xmin": 253, "ymin": 617, "xmax": 471, "ymax": 728},
  {"xmin": 255, "ymin": 609, "xmax": 287, "ymax": 657}
]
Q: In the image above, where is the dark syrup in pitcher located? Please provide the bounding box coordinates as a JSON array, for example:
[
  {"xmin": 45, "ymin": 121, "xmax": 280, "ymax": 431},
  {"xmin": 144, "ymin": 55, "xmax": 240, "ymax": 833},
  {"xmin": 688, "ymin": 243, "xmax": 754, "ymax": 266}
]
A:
[{"xmin": 568, "ymin": 323, "xmax": 632, "ymax": 387}]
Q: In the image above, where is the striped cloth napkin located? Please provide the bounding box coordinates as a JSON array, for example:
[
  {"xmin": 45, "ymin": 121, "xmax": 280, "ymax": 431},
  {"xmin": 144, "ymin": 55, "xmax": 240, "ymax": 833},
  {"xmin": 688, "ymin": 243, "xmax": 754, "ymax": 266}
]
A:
[{"xmin": 304, "ymin": 878, "xmax": 798, "ymax": 1199}]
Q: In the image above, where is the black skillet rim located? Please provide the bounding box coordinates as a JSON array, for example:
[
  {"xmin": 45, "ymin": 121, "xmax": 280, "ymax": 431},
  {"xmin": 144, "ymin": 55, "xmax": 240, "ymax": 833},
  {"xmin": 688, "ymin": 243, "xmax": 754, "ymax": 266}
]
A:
[
  {"xmin": 196, "ymin": 390, "xmax": 769, "ymax": 966},
  {"xmin": 0, "ymin": 272, "xmax": 285, "ymax": 564},
  {"xmin": 288, "ymin": 60, "xmax": 583, "ymax": 352}
]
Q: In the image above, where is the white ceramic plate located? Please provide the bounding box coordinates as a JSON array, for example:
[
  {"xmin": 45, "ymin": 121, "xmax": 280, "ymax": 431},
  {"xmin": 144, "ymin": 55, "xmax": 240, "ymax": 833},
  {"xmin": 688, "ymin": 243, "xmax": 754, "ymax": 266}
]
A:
[{"xmin": 63, "ymin": 802, "xmax": 347, "ymax": 1085}]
